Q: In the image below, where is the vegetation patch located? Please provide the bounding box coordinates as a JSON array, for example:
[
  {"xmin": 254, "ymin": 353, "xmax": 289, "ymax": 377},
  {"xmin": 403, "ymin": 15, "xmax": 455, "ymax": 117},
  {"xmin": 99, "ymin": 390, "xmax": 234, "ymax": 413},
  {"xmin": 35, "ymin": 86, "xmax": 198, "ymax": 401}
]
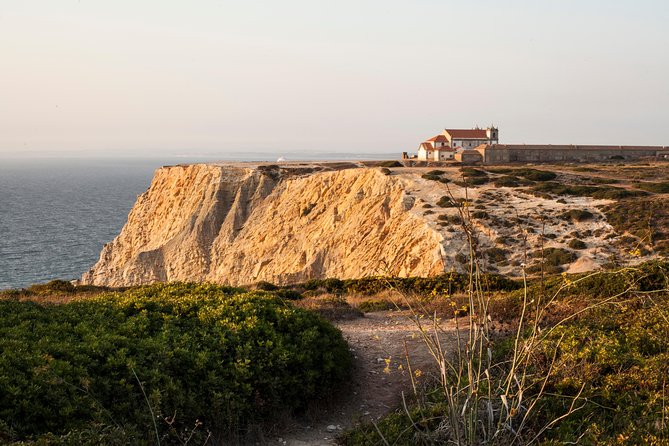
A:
[
  {"xmin": 530, "ymin": 182, "xmax": 647, "ymax": 199},
  {"xmin": 0, "ymin": 283, "xmax": 351, "ymax": 444},
  {"xmin": 377, "ymin": 160, "xmax": 403, "ymax": 168},
  {"xmin": 460, "ymin": 167, "xmax": 488, "ymax": 177},
  {"xmin": 343, "ymin": 261, "xmax": 669, "ymax": 445},
  {"xmin": 421, "ymin": 174, "xmax": 450, "ymax": 183},
  {"xmin": 299, "ymin": 273, "xmax": 522, "ymax": 297},
  {"xmin": 487, "ymin": 167, "xmax": 557, "ymax": 182},
  {"xmin": 634, "ymin": 181, "xmax": 669, "ymax": 193},
  {"xmin": 436, "ymin": 196, "xmax": 456, "ymax": 207},
  {"xmin": 493, "ymin": 175, "xmax": 533, "ymax": 188},
  {"xmin": 485, "ymin": 247, "xmax": 510, "ymax": 263},
  {"xmin": 568, "ymin": 239, "xmax": 587, "ymax": 250},
  {"xmin": 354, "ymin": 299, "xmax": 398, "ymax": 313},
  {"xmin": 561, "ymin": 209, "xmax": 594, "ymax": 222},
  {"xmin": 532, "ymin": 247, "xmax": 577, "ymax": 266},
  {"xmin": 601, "ymin": 198, "xmax": 669, "ymax": 254}
]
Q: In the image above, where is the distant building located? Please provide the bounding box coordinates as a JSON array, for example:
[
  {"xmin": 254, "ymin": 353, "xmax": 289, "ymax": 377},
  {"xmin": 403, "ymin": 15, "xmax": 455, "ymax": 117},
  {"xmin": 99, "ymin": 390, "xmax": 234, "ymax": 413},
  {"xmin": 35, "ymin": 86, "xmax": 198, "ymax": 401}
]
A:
[{"xmin": 417, "ymin": 126, "xmax": 498, "ymax": 161}]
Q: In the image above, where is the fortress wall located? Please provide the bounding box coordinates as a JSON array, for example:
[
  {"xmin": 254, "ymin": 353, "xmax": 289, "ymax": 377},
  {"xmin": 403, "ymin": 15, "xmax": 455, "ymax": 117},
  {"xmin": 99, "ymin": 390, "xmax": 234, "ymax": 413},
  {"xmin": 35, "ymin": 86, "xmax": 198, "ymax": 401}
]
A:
[{"xmin": 478, "ymin": 145, "xmax": 666, "ymax": 164}]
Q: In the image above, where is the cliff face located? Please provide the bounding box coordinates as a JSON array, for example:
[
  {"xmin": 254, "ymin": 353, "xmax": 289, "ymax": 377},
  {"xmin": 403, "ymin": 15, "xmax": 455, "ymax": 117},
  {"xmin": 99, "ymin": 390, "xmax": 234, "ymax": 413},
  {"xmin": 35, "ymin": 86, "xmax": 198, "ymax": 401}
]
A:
[
  {"xmin": 82, "ymin": 164, "xmax": 445, "ymax": 286},
  {"xmin": 84, "ymin": 161, "xmax": 662, "ymax": 287}
]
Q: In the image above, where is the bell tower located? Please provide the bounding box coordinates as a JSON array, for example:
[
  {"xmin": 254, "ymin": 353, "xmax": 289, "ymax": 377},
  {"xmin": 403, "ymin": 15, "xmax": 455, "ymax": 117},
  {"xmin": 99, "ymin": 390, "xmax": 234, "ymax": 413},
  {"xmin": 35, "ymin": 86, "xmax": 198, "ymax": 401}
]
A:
[{"xmin": 486, "ymin": 126, "xmax": 499, "ymax": 144}]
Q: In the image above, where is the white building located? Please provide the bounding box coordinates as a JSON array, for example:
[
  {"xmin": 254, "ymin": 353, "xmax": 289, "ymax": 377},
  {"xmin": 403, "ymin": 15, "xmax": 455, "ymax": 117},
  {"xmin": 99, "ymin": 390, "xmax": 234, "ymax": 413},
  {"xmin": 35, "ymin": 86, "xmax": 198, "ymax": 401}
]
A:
[{"xmin": 417, "ymin": 126, "xmax": 499, "ymax": 160}]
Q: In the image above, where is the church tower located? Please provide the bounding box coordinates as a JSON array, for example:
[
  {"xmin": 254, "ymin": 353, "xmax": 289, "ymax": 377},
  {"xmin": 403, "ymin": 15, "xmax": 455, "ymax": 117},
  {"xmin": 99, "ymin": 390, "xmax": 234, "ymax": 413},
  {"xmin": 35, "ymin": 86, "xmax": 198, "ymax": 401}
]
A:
[{"xmin": 486, "ymin": 126, "xmax": 499, "ymax": 144}]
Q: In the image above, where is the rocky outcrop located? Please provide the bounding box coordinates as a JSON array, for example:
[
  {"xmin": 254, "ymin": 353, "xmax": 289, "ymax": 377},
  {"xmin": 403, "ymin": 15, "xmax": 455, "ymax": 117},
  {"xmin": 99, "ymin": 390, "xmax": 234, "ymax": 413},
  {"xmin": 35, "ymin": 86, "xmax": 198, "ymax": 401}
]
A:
[{"xmin": 82, "ymin": 164, "xmax": 445, "ymax": 286}]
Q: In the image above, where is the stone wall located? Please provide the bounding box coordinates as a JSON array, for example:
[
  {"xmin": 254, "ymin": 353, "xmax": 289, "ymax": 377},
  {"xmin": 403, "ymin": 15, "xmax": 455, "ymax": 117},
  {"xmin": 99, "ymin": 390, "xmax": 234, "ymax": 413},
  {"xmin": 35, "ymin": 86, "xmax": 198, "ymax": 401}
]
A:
[{"xmin": 476, "ymin": 144, "xmax": 667, "ymax": 164}]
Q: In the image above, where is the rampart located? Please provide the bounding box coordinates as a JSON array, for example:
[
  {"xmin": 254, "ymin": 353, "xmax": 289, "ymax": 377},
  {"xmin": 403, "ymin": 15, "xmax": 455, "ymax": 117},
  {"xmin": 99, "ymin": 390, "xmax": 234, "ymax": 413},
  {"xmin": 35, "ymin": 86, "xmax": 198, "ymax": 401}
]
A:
[{"xmin": 476, "ymin": 144, "xmax": 669, "ymax": 164}]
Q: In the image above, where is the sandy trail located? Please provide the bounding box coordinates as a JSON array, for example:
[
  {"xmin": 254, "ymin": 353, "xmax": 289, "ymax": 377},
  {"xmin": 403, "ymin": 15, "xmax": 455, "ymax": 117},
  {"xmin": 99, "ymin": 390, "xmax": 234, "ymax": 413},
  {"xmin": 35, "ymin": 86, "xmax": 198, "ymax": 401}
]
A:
[{"xmin": 270, "ymin": 311, "xmax": 458, "ymax": 446}]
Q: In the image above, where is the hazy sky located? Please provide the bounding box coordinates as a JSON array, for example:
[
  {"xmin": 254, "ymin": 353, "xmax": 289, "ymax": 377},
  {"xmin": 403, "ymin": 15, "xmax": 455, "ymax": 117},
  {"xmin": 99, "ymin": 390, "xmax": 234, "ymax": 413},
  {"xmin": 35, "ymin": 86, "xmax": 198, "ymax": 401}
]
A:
[{"xmin": 1, "ymin": 0, "xmax": 668, "ymax": 157}]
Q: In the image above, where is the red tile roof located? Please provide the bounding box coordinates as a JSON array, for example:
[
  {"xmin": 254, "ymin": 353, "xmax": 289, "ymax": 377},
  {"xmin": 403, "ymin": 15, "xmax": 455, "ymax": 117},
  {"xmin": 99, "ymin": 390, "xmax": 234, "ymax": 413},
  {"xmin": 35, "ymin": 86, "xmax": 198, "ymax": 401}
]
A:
[
  {"xmin": 426, "ymin": 134, "xmax": 448, "ymax": 142},
  {"xmin": 444, "ymin": 129, "xmax": 488, "ymax": 140}
]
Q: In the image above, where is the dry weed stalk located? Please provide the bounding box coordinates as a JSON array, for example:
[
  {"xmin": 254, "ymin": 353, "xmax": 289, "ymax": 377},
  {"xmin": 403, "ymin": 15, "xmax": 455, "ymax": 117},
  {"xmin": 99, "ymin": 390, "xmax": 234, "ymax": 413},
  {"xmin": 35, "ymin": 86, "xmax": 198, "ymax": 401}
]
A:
[{"xmin": 382, "ymin": 180, "xmax": 647, "ymax": 445}]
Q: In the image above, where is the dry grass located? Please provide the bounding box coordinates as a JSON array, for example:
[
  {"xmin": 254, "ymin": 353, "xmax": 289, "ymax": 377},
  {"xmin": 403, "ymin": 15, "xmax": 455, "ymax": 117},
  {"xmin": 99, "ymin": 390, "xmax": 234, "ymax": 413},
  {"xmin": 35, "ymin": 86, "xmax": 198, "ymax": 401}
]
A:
[{"xmin": 292, "ymin": 293, "xmax": 364, "ymax": 321}]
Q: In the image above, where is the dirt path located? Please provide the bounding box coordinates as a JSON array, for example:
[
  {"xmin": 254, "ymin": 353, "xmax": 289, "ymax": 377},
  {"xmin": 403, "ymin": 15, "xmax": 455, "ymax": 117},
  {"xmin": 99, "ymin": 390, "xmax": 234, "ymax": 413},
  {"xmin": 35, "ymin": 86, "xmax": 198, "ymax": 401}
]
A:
[{"xmin": 269, "ymin": 311, "xmax": 458, "ymax": 446}]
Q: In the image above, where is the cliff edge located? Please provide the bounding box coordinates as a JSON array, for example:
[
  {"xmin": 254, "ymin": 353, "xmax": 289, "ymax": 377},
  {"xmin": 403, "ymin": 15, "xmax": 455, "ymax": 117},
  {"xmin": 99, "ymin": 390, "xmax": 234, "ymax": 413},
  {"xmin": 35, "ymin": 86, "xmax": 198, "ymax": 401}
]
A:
[
  {"xmin": 82, "ymin": 163, "xmax": 445, "ymax": 286},
  {"xmin": 84, "ymin": 161, "xmax": 653, "ymax": 287}
]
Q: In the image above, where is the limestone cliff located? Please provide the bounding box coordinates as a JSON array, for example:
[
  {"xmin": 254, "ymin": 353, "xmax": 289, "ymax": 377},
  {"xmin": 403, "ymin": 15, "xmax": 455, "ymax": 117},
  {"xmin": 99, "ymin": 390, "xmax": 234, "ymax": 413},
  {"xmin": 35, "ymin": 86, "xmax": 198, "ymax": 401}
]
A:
[
  {"xmin": 82, "ymin": 164, "xmax": 446, "ymax": 286},
  {"xmin": 84, "ymin": 162, "xmax": 657, "ymax": 286}
]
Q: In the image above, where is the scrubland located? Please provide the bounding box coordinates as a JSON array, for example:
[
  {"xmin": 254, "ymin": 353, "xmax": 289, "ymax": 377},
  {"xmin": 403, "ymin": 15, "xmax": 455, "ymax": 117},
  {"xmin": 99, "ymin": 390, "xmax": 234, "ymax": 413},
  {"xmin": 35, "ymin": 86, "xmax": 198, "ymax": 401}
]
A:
[{"xmin": 2, "ymin": 161, "xmax": 668, "ymax": 445}]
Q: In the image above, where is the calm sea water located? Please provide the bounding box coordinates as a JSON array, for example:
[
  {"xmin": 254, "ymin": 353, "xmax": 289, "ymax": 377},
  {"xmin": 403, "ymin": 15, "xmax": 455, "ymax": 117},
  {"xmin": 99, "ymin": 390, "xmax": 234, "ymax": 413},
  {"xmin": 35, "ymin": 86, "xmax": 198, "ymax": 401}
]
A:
[{"xmin": 0, "ymin": 153, "xmax": 393, "ymax": 290}]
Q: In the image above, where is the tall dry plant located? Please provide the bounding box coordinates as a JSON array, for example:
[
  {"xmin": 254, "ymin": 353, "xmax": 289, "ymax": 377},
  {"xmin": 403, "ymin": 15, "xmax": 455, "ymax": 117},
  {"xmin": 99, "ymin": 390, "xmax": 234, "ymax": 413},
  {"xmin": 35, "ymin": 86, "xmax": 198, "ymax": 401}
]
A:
[{"xmin": 385, "ymin": 180, "xmax": 644, "ymax": 445}]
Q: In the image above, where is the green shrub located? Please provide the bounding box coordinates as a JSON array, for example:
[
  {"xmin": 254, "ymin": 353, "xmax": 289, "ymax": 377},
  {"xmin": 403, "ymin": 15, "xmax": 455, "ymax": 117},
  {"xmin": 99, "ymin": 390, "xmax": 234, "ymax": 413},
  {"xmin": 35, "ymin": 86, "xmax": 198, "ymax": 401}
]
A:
[
  {"xmin": 532, "ymin": 247, "xmax": 577, "ymax": 266},
  {"xmin": 568, "ymin": 239, "xmax": 587, "ymax": 250},
  {"xmin": 635, "ymin": 181, "xmax": 669, "ymax": 193},
  {"xmin": 422, "ymin": 173, "xmax": 450, "ymax": 183},
  {"xmin": 493, "ymin": 176, "xmax": 531, "ymax": 187},
  {"xmin": 254, "ymin": 280, "xmax": 279, "ymax": 291},
  {"xmin": 378, "ymin": 160, "xmax": 403, "ymax": 167},
  {"xmin": 427, "ymin": 170, "xmax": 445, "ymax": 176},
  {"xmin": 379, "ymin": 167, "xmax": 391, "ymax": 175},
  {"xmin": 0, "ymin": 283, "xmax": 351, "ymax": 443},
  {"xmin": 487, "ymin": 168, "xmax": 556, "ymax": 181},
  {"xmin": 485, "ymin": 247, "xmax": 509, "ymax": 263},
  {"xmin": 355, "ymin": 300, "xmax": 397, "ymax": 313},
  {"xmin": 561, "ymin": 209, "xmax": 594, "ymax": 222},
  {"xmin": 601, "ymin": 198, "xmax": 669, "ymax": 244},
  {"xmin": 273, "ymin": 289, "xmax": 303, "ymax": 300},
  {"xmin": 460, "ymin": 168, "xmax": 488, "ymax": 177},
  {"xmin": 454, "ymin": 176, "xmax": 488, "ymax": 187},
  {"xmin": 531, "ymin": 292, "xmax": 669, "ymax": 443},
  {"xmin": 323, "ymin": 278, "xmax": 345, "ymax": 293},
  {"xmin": 531, "ymin": 182, "xmax": 646, "ymax": 199},
  {"xmin": 25, "ymin": 279, "xmax": 76, "ymax": 294},
  {"xmin": 436, "ymin": 196, "xmax": 456, "ymax": 207},
  {"xmin": 340, "ymin": 273, "xmax": 521, "ymax": 296}
]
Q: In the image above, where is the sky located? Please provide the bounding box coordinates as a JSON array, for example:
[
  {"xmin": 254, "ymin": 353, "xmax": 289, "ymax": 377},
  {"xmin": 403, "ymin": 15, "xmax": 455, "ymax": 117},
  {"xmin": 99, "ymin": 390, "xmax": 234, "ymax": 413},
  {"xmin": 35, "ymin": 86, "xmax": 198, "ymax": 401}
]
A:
[{"xmin": 1, "ymin": 0, "xmax": 668, "ymax": 158}]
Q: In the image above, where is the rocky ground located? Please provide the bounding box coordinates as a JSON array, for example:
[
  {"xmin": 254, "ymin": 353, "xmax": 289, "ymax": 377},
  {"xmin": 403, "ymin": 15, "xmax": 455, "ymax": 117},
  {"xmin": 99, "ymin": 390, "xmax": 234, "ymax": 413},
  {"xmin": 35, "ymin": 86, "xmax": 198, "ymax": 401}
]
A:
[{"xmin": 391, "ymin": 162, "xmax": 669, "ymax": 277}]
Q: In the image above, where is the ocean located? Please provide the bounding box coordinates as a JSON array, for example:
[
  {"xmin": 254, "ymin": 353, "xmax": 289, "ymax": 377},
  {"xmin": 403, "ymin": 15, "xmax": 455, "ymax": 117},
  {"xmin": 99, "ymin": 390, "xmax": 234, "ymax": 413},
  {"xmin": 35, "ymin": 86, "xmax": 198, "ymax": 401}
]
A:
[{"xmin": 0, "ymin": 153, "xmax": 394, "ymax": 290}]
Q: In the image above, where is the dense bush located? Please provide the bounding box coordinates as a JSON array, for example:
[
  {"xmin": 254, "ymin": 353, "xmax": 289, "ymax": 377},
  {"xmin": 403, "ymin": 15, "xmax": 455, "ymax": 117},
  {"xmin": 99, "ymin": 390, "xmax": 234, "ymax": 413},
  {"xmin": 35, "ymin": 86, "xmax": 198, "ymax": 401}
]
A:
[
  {"xmin": 436, "ymin": 196, "xmax": 456, "ymax": 207},
  {"xmin": 454, "ymin": 177, "xmax": 488, "ymax": 187},
  {"xmin": 460, "ymin": 168, "xmax": 488, "ymax": 177},
  {"xmin": 561, "ymin": 209, "xmax": 594, "ymax": 222},
  {"xmin": 355, "ymin": 299, "xmax": 397, "ymax": 313},
  {"xmin": 421, "ymin": 174, "xmax": 450, "ymax": 183},
  {"xmin": 568, "ymin": 238, "xmax": 587, "ymax": 250},
  {"xmin": 634, "ymin": 181, "xmax": 669, "ymax": 193},
  {"xmin": 487, "ymin": 168, "xmax": 557, "ymax": 182},
  {"xmin": 534, "ymin": 296, "xmax": 669, "ymax": 443},
  {"xmin": 493, "ymin": 175, "xmax": 533, "ymax": 188},
  {"xmin": 601, "ymin": 198, "xmax": 669, "ymax": 252},
  {"xmin": 531, "ymin": 182, "xmax": 646, "ymax": 199},
  {"xmin": 485, "ymin": 247, "xmax": 510, "ymax": 263},
  {"xmin": 0, "ymin": 283, "xmax": 351, "ymax": 444},
  {"xmin": 377, "ymin": 160, "xmax": 403, "ymax": 168},
  {"xmin": 532, "ymin": 247, "xmax": 577, "ymax": 266},
  {"xmin": 337, "ymin": 272, "xmax": 521, "ymax": 296}
]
